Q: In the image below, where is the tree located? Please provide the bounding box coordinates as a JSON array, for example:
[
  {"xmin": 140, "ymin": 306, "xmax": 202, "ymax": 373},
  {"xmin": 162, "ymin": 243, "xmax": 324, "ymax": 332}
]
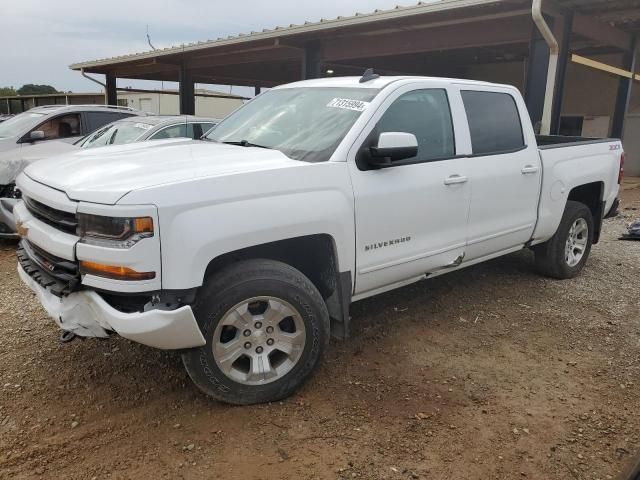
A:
[
  {"xmin": 16, "ymin": 84, "xmax": 59, "ymax": 95},
  {"xmin": 0, "ymin": 87, "xmax": 16, "ymax": 96}
]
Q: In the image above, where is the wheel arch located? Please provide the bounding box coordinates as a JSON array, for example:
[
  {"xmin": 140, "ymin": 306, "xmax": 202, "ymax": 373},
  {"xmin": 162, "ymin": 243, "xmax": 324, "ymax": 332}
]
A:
[
  {"xmin": 567, "ymin": 181, "xmax": 604, "ymax": 244},
  {"xmin": 203, "ymin": 234, "xmax": 352, "ymax": 339}
]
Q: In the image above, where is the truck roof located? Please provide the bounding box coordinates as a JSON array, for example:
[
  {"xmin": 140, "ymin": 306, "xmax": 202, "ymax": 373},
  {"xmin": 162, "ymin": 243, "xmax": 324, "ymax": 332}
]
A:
[{"xmin": 278, "ymin": 75, "xmax": 509, "ymax": 90}]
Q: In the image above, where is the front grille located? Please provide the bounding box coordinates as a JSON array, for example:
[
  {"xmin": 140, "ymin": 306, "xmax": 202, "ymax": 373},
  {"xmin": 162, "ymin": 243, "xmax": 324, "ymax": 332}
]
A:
[
  {"xmin": 17, "ymin": 240, "xmax": 80, "ymax": 297},
  {"xmin": 24, "ymin": 196, "xmax": 77, "ymax": 235}
]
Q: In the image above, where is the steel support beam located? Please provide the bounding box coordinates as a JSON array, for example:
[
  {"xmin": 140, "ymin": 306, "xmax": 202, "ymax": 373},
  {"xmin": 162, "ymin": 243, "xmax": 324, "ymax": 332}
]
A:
[
  {"xmin": 551, "ymin": 12, "xmax": 573, "ymax": 135},
  {"xmin": 179, "ymin": 63, "xmax": 195, "ymax": 115},
  {"xmin": 612, "ymin": 36, "xmax": 638, "ymax": 140},
  {"xmin": 105, "ymin": 73, "xmax": 117, "ymax": 106},
  {"xmin": 524, "ymin": 22, "xmax": 552, "ymax": 133},
  {"xmin": 302, "ymin": 42, "xmax": 322, "ymax": 79}
]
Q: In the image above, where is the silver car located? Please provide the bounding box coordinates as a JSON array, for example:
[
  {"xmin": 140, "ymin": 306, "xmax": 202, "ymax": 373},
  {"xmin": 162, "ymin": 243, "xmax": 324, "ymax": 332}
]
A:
[
  {"xmin": 76, "ymin": 115, "xmax": 219, "ymax": 148},
  {"xmin": 0, "ymin": 115, "xmax": 218, "ymax": 237}
]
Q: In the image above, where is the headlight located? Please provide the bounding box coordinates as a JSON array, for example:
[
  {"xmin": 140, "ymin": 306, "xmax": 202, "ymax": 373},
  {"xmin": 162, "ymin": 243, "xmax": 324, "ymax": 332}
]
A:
[{"xmin": 77, "ymin": 213, "xmax": 154, "ymax": 248}]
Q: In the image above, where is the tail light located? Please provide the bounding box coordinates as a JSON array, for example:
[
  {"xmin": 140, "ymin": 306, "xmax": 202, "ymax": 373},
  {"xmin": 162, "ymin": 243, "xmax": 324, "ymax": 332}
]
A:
[{"xmin": 619, "ymin": 152, "xmax": 625, "ymax": 185}]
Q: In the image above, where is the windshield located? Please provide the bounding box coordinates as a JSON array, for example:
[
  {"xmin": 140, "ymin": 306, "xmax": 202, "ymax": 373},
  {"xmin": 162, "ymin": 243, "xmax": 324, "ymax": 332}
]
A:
[
  {"xmin": 0, "ymin": 112, "xmax": 46, "ymax": 139},
  {"xmin": 78, "ymin": 121, "xmax": 152, "ymax": 149},
  {"xmin": 205, "ymin": 87, "xmax": 379, "ymax": 163}
]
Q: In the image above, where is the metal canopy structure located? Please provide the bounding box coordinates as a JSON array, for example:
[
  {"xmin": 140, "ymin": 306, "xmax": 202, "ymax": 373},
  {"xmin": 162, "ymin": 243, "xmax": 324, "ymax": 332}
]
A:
[{"xmin": 70, "ymin": 0, "xmax": 640, "ymax": 130}]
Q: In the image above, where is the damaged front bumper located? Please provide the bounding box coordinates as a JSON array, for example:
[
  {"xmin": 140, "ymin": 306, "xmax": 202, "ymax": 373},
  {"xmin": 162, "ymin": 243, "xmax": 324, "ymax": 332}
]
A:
[
  {"xmin": 18, "ymin": 264, "xmax": 206, "ymax": 350},
  {"xmin": 0, "ymin": 197, "xmax": 18, "ymax": 238}
]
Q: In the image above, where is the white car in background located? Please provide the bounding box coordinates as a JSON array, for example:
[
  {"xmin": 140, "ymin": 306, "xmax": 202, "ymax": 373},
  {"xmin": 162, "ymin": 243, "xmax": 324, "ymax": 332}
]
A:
[
  {"xmin": 0, "ymin": 104, "xmax": 142, "ymax": 187},
  {"xmin": 0, "ymin": 115, "xmax": 218, "ymax": 237}
]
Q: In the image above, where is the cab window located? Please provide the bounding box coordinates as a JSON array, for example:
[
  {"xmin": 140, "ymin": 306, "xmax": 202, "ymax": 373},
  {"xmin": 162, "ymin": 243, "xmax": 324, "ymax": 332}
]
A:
[
  {"xmin": 373, "ymin": 89, "xmax": 455, "ymax": 163},
  {"xmin": 461, "ymin": 90, "xmax": 524, "ymax": 155}
]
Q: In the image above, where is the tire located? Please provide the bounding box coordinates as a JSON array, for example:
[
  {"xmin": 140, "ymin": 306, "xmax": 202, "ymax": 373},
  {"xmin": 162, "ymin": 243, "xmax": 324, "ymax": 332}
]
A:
[
  {"xmin": 534, "ymin": 200, "xmax": 594, "ymax": 279},
  {"xmin": 182, "ymin": 259, "xmax": 330, "ymax": 405}
]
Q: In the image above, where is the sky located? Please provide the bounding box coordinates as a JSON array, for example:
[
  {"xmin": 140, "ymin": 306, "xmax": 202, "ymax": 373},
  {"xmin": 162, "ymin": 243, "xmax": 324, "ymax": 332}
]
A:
[{"xmin": 0, "ymin": 0, "xmax": 422, "ymax": 96}]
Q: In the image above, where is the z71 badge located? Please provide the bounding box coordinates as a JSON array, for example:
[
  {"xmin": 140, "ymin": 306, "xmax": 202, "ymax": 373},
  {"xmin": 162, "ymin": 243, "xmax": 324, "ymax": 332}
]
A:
[{"xmin": 365, "ymin": 236, "xmax": 411, "ymax": 252}]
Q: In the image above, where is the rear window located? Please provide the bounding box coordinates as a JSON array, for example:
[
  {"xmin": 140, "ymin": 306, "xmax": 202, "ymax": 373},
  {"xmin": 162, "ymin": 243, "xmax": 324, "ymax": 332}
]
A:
[{"xmin": 461, "ymin": 91, "xmax": 524, "ymax": 155}]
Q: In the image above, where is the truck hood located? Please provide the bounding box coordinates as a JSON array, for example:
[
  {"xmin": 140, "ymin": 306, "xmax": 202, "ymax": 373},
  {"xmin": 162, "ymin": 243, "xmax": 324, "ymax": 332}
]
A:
[{"xmin": 23, "ymin": 139, "xmax": 305, "ymax": 204}]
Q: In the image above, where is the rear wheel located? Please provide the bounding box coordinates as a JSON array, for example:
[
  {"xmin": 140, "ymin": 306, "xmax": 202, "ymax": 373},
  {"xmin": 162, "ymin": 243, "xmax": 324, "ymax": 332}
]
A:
[
  {"xmin": 182, "ymin": 259, "xmax": 330, "ymax": 405},
  {"xmin": 534, "ymin": 200, "xmax": 594, "ymax": 279}
]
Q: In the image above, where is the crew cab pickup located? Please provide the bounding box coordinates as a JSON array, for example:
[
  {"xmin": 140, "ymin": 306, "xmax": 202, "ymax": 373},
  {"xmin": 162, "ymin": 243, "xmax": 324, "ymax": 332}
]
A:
[{"xmin": 14, "ymin": 75, "xmax": 623, "ymax": 405}]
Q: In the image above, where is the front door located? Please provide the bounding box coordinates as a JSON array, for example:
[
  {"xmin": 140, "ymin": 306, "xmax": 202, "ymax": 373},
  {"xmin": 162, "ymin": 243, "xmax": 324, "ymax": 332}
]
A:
[{"xmin": 348, "ymin": 86, "xmax": 471, "ymax": 296}]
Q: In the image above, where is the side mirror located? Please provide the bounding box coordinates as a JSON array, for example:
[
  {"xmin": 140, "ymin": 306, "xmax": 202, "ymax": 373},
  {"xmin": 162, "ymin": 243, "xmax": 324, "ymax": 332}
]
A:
[
  {"xmin": 28, "ymin": 130, "xmax": 45, "ymax": 142},
  {"xmin": 368, "ymin": 132, "xmax": 418, "ymax": 168}
]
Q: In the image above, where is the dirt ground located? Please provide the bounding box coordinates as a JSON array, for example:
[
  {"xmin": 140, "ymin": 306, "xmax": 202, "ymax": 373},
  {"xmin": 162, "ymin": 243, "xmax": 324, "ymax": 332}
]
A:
[{"xmin": 1, "ymin": 184, "xmax": 639, "ymax": 480}]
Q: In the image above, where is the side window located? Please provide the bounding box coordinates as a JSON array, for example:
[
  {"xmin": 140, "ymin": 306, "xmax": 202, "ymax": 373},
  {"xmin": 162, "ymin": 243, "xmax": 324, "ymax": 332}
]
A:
[
  {"xmin": 85, "ymin": 112, "xmax": 133, "ymax": 132},
  {"xmin": 461, "ymin": 91, "xmax": 524, "ymax": 155},
  {"xmin": 374, "ymin": 89, "xmax": 455, "ymax": 163},
  {"xmin": 197, "ymin": 122, "xmax": 216, "ymax": 137},
  {"xmin": 149, "ymin": 123, "xmax": 193, "ymax": 140},
  {"xmin": 32, "ymin": 114, "xmax": 81, "ymax": 140}
]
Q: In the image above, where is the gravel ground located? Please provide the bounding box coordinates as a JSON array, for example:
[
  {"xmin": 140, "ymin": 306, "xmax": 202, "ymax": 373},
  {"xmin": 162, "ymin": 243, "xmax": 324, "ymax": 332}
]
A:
[{"xmin": 1, "ymin": 183, "xmax": 639, "ymax": 480}]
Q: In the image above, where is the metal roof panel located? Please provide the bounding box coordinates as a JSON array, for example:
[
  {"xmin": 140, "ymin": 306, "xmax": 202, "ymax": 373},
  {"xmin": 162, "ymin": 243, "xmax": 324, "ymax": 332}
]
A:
[{"xmin": 69, "ymin": 0, "xmax": 502, "ymax": 70}]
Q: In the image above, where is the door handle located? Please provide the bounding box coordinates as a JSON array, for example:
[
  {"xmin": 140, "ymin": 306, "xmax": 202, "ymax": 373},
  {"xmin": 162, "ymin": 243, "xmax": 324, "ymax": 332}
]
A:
[
  {"xmin": 444, "ymin": 175, "xmax": 468, "ymax": 185},
  {"xmin": 521, "ymin": 165, "xmax": 539, "ymax": 175}
]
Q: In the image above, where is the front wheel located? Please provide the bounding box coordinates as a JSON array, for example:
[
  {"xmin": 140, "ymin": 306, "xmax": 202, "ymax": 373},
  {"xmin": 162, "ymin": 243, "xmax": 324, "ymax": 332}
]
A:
[
  {"xmin": 182, "ymin": 259, "xmax": 330, "ymax": 405},
  {"xmin": 534, "ymin": 200, "xmax": 594, "ymax": 279}
]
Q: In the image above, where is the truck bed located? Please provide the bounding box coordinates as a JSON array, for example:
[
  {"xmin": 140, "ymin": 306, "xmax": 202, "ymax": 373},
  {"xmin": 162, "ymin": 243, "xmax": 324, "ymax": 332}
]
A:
[
  {"xmin": 532, "ymin": 134, "xmax": 622, "ymax": 244},
  {"xmin": 536, "ymin": 135, "xmax": 618, "ymax": 149}
]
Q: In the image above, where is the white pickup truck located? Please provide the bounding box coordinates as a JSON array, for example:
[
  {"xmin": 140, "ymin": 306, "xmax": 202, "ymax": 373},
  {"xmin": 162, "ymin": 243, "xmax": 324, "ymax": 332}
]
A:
[{"xmin": 14, "ymin": 75, "xmax": 623, "ymax": 405}]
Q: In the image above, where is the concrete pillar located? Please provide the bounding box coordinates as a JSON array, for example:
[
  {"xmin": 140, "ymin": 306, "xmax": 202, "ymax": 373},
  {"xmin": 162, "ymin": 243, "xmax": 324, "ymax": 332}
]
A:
[
  {"xmin": 550, "ymin": 13, "xmax": 573, "ymax": 135},
  {"xmin": 179, "ymin": 63, "xmax": 195, "ymax": 115},
  {"xmin": 105, "ymin": 73, "xmax": 117, "ymax": 106},
  {"xmin": 525, "ymin": 23, "xmax": 552, "ymax": 133},
  {"xmin": 302, "ymin": 42, "xmax": 322, "ymax": 80},
  {"xmin": 611, "ymin": 36, "xmax": 638, "ymax": 140}
]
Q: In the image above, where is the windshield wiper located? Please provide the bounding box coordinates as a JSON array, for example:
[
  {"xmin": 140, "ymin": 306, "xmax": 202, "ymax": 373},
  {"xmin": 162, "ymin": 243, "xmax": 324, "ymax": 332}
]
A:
[{"xmin": 222, "ymin": 140, "xmax": 272, "ymax": 149}]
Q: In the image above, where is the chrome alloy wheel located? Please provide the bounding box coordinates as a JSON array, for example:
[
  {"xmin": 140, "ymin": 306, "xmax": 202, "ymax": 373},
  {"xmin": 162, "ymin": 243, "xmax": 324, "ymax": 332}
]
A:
[
  {"xmin": 565, "ymin": 218, "xmax": 589, "ymax": 267},
  {"xmin": 212, "ymin": 297, "xmax": 306, "ymax": 385}
]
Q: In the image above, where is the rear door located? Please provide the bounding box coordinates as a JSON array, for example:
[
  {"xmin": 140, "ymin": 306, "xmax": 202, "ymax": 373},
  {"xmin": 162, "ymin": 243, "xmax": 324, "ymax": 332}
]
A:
[
  {"xmin": 460, "ymin": 88, "xmax": 541, "ymax": 260},
  {"xmin": 348, "ymin": 82, "xmax": 471, "ymax": 296}
]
